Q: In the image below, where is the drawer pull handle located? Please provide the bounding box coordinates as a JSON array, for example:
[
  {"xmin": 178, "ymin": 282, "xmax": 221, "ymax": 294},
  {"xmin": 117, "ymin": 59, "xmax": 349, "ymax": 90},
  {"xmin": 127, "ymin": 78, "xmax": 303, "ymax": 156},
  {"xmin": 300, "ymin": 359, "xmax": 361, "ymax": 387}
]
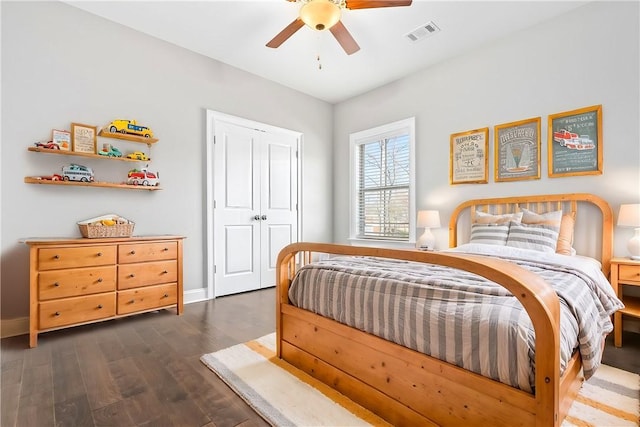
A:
[
  {"xmin": 54, "ymin": 311, "xmax": 60, "ymax": 316},
  {"xmin": 53, "ymin": 282, "xmax": 60, "ymax": 287},
  {"xmin": 129, "ymin": 273, "xmax": 135, "ymax": 278},
  {"xmin": 53, "ymin": 255, "xmax": 60, "ymax": 260},
  {"xmin": 97, "ymin": 252, "xmax": 103, "ymax": 257},
  {"xmin": 129, "ymin": 300, "xmax": 135, "ymax": 304},
  {"xmin": 130, "ymin": 250, "xmax": 136, "ymax": 255},
  {"xmin": 162, "ymin": 270, "xmax": 168, "ymax": 274},
  {"xmin": 163, "ymin": 293, "xmax": 169, "ymax": 298},
  {"xmin": 163, "ymin": 248, "xmax": 169, "ymax": 251},
  {"xmin": 97, "ymin": 304, "xmax": 103, "ymax": 309},
  {"xmin": 97, "ymin": 278, "xmax": 103, "ymax": 283}
]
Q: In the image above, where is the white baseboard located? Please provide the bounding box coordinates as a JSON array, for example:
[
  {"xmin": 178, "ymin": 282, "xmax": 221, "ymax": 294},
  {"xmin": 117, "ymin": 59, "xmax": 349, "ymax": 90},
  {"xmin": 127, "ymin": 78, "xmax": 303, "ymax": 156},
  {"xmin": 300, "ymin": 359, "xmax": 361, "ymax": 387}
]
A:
[
  {"xmin": 0, "ymin": 289, "xmax": 214, "ymax": 339},
  {"xmin": 184, "ymin": 287, "xmax": 211, "ymax": 304},
  {"xmin": 1, "ymin": 317, "xmax": 29, "ymax": 339}
]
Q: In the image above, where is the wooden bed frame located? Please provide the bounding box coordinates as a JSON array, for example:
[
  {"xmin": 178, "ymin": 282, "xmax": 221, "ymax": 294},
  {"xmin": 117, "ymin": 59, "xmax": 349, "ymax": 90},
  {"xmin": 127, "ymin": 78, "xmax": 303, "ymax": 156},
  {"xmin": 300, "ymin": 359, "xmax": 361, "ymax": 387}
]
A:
[{"xmin": 276, "ymin": 193, "xmax": 613, "ymax": 426}]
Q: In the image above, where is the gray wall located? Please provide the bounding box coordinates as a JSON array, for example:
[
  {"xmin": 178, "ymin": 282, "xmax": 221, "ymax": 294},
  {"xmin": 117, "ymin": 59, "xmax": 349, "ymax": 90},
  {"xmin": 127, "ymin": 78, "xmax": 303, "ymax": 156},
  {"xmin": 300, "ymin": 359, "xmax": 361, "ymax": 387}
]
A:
[
  {"xmin": 333, "ymin": 1, "xmax": 640, "ymax": 255},
  {"xmin": 2, "ymin": 1, "xmax": 639, "ymax": 324},
  {"xmin": 1, "ymin": 1, "xmax": 334, "ymax": 320}
]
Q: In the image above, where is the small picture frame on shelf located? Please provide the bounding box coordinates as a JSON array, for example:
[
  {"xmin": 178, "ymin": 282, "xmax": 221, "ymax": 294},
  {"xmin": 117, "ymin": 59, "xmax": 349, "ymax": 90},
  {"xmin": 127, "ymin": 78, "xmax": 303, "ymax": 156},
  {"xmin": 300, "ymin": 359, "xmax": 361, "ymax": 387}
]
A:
[
  {"xmin": 51, "ymin": 129, "xmax": 71, "ymax": 151},
  {"xmin": 71, "ymin": 123, "xmax": 97, "ymax": 154}
]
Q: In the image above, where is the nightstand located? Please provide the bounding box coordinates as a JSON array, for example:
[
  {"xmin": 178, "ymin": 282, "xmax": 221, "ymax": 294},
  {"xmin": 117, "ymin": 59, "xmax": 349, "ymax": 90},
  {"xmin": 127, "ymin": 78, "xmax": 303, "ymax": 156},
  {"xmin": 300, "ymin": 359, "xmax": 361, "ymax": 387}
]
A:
[{"xmin": 611, "ymin": 257, "xmax": 640, "ymax": 347}]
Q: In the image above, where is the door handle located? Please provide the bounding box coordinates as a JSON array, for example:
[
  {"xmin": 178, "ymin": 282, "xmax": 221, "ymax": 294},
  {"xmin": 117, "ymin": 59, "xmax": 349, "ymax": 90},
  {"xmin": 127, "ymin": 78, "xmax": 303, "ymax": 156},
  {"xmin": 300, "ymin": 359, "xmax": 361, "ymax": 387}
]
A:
[
  {"xmin": 253, "ymin": 215, "xmax": 260, "ymax": 221},
  {"xmin": 261, "ymin": 215, "xmax": 267, "ymax": 221}
]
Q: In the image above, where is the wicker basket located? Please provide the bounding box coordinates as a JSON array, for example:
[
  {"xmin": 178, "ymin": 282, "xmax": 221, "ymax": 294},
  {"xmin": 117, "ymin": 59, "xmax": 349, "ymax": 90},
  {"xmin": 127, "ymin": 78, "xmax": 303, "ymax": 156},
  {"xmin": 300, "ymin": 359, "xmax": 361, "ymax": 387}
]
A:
[{"xmin": 78, "ymin": 214, "xmax": 134, "ymax": 239}]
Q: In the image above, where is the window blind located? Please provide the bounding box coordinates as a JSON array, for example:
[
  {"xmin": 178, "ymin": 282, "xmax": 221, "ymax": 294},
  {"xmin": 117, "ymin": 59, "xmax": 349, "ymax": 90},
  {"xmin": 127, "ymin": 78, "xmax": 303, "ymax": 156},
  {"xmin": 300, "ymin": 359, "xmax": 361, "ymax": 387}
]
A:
[{"xmin": 357, "ymin": 134, "xmax": 410, "ymax": 239}]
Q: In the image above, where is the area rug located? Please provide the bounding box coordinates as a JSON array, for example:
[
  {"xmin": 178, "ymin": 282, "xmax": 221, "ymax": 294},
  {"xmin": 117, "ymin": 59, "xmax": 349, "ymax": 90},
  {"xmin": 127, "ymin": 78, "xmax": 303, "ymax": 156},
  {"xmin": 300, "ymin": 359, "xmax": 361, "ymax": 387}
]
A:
[{"xmin": 201, "ymin": 333, "xmax": 639, "ymax": 427}]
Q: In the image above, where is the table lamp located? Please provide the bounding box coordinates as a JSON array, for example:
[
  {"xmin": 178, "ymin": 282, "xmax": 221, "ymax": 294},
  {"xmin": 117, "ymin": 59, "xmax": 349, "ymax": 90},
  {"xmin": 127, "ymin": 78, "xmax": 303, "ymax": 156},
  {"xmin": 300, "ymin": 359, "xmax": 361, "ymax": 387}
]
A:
[
  {"xmin": 617, "ymin": 203, "xmax": 640, "ymax": 260},
  {"xmin": 416, "ymin": 210, "xmax": 440, "ymax": 250}
]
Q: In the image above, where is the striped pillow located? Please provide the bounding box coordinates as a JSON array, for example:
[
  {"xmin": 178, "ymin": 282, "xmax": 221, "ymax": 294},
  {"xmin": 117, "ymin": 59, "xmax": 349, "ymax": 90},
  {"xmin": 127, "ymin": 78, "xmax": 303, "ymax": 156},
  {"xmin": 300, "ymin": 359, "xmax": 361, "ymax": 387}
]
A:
[
  {"xmin": 506, "ymin": 222, "xmax": 560, "ymax": 253},
  {"xmin": 469, "ymin": 223, "xmax": 510, "ymax": 245}
]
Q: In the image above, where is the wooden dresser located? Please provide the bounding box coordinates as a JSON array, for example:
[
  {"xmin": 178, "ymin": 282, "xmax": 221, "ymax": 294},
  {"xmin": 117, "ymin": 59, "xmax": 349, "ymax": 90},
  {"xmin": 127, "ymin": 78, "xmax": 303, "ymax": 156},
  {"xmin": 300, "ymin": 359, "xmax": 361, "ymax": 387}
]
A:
[{"xmin": 26, "ymin": 235, "xmax": 184, "ymax": 347}]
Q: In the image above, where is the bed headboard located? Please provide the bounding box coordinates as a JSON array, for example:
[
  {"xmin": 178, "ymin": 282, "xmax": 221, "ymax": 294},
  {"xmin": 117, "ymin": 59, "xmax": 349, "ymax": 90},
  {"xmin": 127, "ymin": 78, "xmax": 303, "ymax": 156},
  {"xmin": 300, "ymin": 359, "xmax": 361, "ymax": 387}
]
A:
[{"xmin": 449, "ymin": 193, "xmax": 613, "ymax": 276}]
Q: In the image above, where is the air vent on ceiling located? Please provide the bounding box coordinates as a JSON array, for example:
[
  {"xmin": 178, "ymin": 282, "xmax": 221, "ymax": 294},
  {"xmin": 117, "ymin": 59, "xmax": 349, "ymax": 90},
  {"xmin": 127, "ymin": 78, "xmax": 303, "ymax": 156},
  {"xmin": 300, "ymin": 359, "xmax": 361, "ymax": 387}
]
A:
[{"xmin": 405, "ymin": 21, "xmax": 440, "ymax": 42}]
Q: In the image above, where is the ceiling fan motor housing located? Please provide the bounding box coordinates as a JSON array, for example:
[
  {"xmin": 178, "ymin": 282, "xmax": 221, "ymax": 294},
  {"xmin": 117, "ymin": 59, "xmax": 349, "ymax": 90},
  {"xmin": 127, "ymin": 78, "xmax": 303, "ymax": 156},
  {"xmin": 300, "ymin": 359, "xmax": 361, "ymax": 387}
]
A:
[{"xmin": 300, "ymin": 0, "xmax": 342, "ymax": 31}]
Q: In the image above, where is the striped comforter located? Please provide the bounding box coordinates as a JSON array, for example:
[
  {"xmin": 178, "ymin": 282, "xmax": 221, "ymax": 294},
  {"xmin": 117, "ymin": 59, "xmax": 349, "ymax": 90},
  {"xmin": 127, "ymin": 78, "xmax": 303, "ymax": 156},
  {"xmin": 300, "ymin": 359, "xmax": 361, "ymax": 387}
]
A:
[{"xmin": 287, "ymin": 244, "xmax": 623, "ymax": 392}]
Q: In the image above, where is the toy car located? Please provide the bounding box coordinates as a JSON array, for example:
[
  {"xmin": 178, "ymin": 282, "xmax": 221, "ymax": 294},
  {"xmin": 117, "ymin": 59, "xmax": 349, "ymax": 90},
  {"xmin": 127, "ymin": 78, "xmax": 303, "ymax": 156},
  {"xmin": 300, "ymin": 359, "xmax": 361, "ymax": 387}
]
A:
[
  {"xmin": 62, "ymin": 164, "xmax": 94, "ymax": 182},
  {"xmin": 108, "ymin": 119, "xmax": 154, "ymax": 138},
  {"xmin": 34, "ymin": 141, "xmax": 60, "ymax": 150},
  {"xmin": 37, "ymin": 174, "xmax": 63, "ymax": 181},
  {"xmin": 126, "ymin": 151, "xmax": 149, "ymax": 161},
  {"xmin": 127, "ymin": 168, "xmax": 159, "ymax": 186},
  {"xmin": 98, "ymin": 145, "xmax": 123, "ymax": 157}
]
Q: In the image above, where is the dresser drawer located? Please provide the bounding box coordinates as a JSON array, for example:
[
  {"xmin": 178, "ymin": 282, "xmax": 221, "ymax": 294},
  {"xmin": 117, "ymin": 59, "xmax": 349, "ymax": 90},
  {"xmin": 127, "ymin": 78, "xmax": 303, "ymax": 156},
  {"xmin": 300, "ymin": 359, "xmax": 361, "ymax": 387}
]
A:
[
  {"xmin": 117, "ymin": 283, "xmax": 177, "ymax": 315},
  {"xmin": 118, "ymin": 242, "xmax": 177, "ymax": 264},
  {"xmin": 39, "ymin": 293, "xmax": 116, "ymax": 329},
  {"xmin": 619, "ymin": 264, "xmax": 640, "ymax": 284},
  {"xmin": 39, "ymin": 266, "xmax": 116, "ymax": 300},
  {"xmin": 117, "ymin": 260, "xmax": 177, "ymax": 290},
  {"xmin": 38, "ymin": 246, "xmax": 117, "ymax": 270}
]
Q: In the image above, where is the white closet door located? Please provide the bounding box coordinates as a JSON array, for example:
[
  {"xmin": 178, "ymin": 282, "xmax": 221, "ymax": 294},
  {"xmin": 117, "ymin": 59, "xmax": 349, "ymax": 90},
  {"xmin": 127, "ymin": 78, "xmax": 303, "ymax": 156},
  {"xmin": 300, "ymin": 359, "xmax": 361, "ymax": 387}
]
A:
[
  {"xmin": 213, "ymin": 117, "xmax": 299, "ymax": 296},
  {"xmin": 259, "ymin": 133, "xmax": 298, "ymax": 288},
  {"xmin": 214, "ymin": 121, "xmax": 261, "ymax": 296}
]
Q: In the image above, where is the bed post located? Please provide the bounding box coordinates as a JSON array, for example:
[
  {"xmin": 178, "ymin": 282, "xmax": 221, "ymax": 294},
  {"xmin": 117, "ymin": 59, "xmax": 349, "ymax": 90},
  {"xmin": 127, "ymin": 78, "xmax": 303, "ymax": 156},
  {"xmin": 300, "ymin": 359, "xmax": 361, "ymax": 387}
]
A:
[{"xmin": 276, "ymin": 249, "xmax": 297, "ymax": 358}]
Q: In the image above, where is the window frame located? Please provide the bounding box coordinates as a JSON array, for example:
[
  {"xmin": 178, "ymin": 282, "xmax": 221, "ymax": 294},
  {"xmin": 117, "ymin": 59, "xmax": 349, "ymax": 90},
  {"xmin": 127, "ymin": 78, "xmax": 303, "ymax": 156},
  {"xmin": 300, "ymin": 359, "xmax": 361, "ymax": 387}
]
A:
[{"xmin": 349, "ymin": 117, "xmax": 416, "ymax": 247}]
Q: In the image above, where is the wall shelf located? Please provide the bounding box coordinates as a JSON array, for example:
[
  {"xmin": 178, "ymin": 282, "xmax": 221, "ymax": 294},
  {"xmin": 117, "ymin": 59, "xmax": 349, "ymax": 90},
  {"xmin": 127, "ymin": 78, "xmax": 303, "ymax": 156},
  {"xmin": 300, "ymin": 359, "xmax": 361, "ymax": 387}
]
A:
[
  {"xmin": 99, "ymin": 130, "xmax": 158, "ymax": 145},
  {"xmin": 28, "ymin": 147, "xmax": 146, "ymax": 162},
  {"xmin": 24, "ymin": 177, "xmax": 161, "ymax": 191},
  {"xmin": 26, "ymin": 129, "xmax": 159, "ymax": 191}
]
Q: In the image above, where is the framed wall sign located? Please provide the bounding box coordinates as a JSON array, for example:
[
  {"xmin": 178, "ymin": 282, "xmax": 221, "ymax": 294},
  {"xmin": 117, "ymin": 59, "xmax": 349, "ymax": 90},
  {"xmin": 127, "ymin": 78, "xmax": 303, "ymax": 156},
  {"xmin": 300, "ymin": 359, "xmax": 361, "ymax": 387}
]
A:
[
  {"xmin": 494, "ymin": 117, "xmax": 541, "ymax": 182},
  {"xmin": 71, "ymin": 123, "xmax": 97, "ymax": 154},
  {"xmin": 51, "ymin": 129, "xmax": 71, "ymax": 151},
  {"xmin": 450, "ymin": 127, "xmax": 489, "ymax": 184},
  {"xmin": 548, "ymin": 104, "xmax": 602, "ymax": 177}
]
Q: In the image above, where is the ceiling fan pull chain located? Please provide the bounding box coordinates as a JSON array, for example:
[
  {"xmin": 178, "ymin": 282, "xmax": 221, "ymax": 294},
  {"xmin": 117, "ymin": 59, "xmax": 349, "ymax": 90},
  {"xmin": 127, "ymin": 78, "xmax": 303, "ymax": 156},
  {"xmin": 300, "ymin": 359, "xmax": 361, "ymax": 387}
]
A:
[{"xmin": 316, "ymin": 33, "xmax": 323, "ymax": 70}]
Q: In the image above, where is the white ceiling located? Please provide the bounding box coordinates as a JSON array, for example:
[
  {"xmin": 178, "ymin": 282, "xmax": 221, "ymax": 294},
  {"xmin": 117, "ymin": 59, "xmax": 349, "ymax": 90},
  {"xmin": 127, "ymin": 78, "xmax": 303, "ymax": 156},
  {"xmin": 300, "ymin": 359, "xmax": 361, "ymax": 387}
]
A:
[{"xmin": 64, "ymin": 1, "xmax": 589, "ymax": 104}]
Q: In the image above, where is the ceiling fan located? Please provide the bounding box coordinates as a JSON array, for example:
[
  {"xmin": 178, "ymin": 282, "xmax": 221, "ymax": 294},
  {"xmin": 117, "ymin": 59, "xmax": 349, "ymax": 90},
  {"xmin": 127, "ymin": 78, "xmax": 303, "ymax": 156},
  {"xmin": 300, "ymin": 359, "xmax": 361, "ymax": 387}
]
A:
[{"xmin": 266, "ymin": 0, "xmax": 413, "ymax": 55}]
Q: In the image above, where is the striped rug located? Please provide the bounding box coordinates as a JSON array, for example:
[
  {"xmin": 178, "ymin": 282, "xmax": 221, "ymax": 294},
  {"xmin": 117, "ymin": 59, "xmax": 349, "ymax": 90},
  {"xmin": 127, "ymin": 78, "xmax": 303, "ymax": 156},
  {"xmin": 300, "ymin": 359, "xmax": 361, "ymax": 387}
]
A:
[{"xmin": 201, "ymin": 333, "xmax": 639, "ymax": 427}]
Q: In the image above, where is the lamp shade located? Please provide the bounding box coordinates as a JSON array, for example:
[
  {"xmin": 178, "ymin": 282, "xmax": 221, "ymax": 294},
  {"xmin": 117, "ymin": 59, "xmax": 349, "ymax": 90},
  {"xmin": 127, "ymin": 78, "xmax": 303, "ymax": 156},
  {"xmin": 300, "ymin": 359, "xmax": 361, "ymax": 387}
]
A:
[
  {"xmin": 300, "ymin": 0, "xmax": 341, "ymax": 31},
  {"xmin": 618, "ymin": 203, "xmax": 640, "ymax": 260},
  {"xmin": 417, "ymin": 210, "xmax": 441, "ymax": 229},
  {"xmin": 618, "ymin": 204, "xmax": 640, "ymax": 227}
]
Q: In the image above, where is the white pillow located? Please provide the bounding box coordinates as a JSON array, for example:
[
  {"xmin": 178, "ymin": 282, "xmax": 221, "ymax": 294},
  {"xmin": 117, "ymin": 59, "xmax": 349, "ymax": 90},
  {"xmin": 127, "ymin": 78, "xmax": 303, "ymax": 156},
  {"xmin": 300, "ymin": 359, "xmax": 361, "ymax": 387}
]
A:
[
  {"xmin": 520, "ymin": 208, "xmax": 563, "ymax": 226},
  {"xmin": 506, "ymin": 222, "xmax": 560, "ymax": 253},
  {"xmin": 474, "ymin": 210, "xmax": 523, "ymax": 224},
  {"xmin": 469, "ymin": 223, "xmax": 510, "ymax": 245}
]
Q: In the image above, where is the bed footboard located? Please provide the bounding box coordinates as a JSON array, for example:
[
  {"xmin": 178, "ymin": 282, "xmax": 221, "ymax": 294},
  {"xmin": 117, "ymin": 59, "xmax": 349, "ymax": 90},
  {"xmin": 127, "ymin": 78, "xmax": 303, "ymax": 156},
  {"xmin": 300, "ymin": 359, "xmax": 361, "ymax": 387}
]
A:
[{"xmin": 276, "ymin": 243, "xmax": 568, "ymax": 427}]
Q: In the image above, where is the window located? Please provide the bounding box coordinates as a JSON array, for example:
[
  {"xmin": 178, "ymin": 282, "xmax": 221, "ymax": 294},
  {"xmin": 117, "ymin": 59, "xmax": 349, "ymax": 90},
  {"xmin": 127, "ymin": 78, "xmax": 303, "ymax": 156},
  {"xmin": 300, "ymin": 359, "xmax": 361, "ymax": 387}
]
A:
[{"xmin": 350, "ymin": 118, "xmax": 415, "ymax": 242}]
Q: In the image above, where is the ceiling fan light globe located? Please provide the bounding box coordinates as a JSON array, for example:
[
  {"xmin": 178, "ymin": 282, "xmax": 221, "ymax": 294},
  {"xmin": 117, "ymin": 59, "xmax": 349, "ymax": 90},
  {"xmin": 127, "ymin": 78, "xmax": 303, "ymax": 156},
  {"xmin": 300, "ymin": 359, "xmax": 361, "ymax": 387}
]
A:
[{"xmin": 300, "ymin": 0, "xmax": 341, "ymax": 31}]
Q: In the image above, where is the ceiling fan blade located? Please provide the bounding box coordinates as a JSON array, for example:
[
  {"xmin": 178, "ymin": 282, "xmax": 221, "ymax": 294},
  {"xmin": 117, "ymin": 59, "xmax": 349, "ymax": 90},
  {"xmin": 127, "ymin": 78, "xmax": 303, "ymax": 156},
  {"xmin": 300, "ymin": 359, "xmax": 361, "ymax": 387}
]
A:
[
  {"xmin": 345, "ymin": 0, "xmax": 412, "ymax": 9},
  {"xmin": 329, "ymin": 21, "xmax": 360, "ymax": 55},
  {"xmin": 266, "ymin": 18, "xmax": 305, "ymax": 48}
]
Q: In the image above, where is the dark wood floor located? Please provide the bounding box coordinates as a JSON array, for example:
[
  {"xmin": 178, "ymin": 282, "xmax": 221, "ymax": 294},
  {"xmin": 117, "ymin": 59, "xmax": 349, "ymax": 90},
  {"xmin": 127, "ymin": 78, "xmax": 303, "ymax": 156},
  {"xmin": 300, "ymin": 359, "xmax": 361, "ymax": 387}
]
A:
[
  {"xmin": 1, "ymin": 288, "xmax": 276, "ymax": 427},
  {"xmin": 2, "ymin": 287, "xmax": 639, "ymax": 427}
]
